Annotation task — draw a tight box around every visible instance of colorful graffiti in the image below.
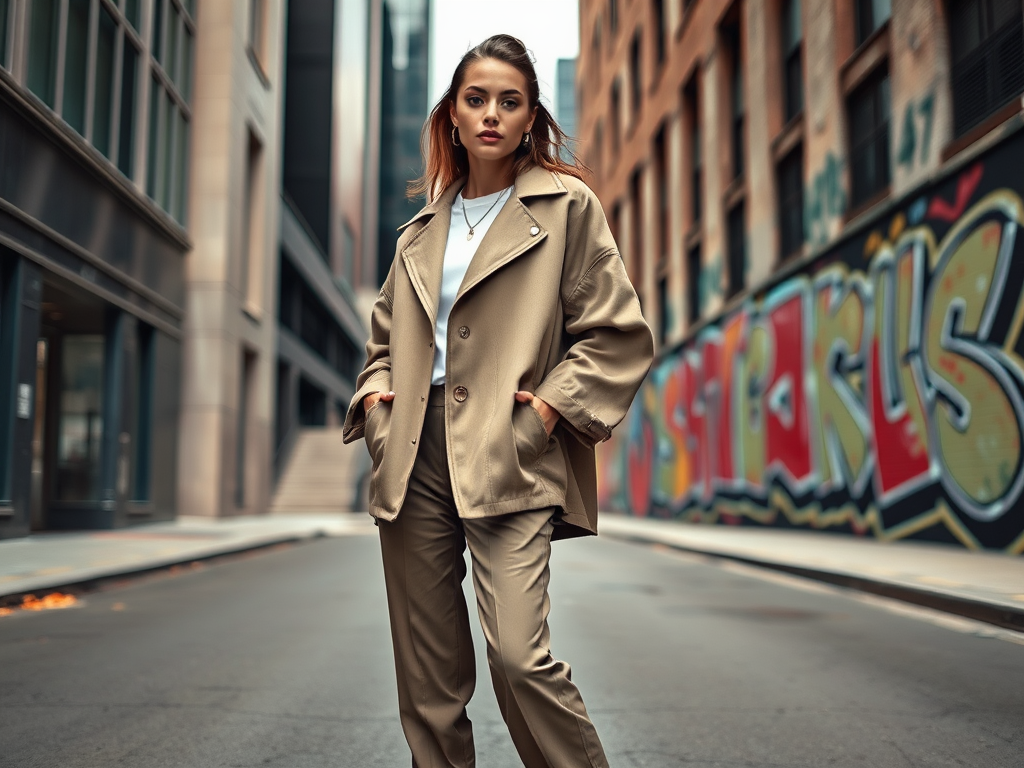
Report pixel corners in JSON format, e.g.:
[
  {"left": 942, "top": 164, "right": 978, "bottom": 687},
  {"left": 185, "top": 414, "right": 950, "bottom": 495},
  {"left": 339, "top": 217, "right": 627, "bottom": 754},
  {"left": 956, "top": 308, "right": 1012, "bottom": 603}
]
[{"left": 600, "top": 138, "right": 1024, "bottom": 553}]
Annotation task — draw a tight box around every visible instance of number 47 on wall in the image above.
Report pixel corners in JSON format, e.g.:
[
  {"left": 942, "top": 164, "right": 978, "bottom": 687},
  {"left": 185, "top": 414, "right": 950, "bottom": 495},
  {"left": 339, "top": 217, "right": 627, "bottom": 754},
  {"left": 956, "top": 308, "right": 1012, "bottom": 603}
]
[{"left": 897, "top": 92, "right": 935, "bottom": 171}]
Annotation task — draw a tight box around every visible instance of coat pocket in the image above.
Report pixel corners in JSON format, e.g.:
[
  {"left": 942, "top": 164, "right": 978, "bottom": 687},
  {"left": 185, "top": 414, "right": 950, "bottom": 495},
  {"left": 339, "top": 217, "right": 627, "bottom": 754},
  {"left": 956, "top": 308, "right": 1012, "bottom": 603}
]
[
  {"left": 364, "top": 402, "right": 391, "bottom": 466},
  {"left": 512, "top": 402, "right": 551, "bottom": 467}
]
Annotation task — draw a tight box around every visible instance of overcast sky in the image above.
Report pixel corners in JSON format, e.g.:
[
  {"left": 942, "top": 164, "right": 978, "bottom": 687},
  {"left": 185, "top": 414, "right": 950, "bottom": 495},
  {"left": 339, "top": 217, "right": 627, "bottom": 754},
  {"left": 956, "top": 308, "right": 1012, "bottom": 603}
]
[{"left": 429, "top": 0, "right": 581, "bottom": 111}]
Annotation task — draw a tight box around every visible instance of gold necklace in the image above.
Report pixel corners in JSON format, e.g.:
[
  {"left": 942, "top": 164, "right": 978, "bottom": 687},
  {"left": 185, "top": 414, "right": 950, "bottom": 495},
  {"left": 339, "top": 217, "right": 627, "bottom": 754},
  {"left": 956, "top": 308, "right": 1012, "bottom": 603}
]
[{"left": 461, "top": 187, "right": 509, "bottom": 241}]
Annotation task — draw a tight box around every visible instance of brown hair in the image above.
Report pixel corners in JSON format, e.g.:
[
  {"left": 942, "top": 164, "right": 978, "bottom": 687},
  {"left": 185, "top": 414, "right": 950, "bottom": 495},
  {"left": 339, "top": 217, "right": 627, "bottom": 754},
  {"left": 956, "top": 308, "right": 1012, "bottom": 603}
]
[{"left": 409, "top": 34, "right": 587, "bottom": 201}]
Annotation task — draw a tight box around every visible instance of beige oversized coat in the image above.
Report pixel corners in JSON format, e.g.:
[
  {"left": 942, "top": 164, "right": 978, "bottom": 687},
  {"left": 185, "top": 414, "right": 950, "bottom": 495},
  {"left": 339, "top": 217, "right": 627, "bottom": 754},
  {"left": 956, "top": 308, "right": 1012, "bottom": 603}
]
[{"left": 342, "top": 165, "right": 654, "bottom": 539}]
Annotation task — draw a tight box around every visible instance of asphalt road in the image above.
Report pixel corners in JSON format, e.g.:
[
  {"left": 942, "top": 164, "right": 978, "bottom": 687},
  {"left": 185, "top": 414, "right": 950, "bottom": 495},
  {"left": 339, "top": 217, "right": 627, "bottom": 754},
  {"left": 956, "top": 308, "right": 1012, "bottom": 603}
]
[{"left": 1, "top": 532, "right": 1022, "bottom": 768}]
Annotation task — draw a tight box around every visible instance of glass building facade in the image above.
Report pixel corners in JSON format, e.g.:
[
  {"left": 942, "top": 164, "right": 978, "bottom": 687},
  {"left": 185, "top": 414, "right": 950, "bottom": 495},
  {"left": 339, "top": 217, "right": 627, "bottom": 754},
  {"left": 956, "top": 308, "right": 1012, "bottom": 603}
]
[{"left": 0, "top": 0, "right": 191, "bottom": 537}]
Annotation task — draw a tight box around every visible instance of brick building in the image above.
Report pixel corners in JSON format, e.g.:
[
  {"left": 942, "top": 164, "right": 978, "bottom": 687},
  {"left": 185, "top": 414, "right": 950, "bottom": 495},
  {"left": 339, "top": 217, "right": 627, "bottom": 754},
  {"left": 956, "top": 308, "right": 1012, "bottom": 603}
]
[
  {"left": 582, "top": 0, "right": 1024, "bottom": 553},
  {"left": 577, "top": 0, "right": 1024, "bottom": 349}
]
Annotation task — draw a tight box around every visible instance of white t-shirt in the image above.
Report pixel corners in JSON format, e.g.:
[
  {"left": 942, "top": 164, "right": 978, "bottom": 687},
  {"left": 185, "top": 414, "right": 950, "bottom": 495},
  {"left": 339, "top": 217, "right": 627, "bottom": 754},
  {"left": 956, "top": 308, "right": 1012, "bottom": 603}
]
[{"left": 431, "top": 185, "right": 513, "bottom": 385}]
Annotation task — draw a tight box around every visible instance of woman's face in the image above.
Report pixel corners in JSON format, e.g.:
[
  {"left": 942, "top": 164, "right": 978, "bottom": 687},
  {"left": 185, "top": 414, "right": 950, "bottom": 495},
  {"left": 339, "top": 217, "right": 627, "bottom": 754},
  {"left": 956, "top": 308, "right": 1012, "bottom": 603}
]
[{"left": 450, "top": 57, "right": 537, "bottom": 163}]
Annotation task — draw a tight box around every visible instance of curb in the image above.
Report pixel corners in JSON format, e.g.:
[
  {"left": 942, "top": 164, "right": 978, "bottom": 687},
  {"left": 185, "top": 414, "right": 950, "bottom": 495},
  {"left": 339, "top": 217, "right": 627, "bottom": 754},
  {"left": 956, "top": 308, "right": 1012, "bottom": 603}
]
[
  {"left": 0, "top": 531, "right": 325, "bottom": 607},
  {"left": 601, "top": 530, "right": 1024, "bottom": 634}
]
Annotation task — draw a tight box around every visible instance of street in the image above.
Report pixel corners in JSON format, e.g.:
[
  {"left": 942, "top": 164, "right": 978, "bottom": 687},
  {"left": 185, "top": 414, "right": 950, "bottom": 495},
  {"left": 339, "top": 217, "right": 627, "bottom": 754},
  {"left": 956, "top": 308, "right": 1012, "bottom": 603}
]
[{"left": 1, "top": 533, "right": 1022, "bottom": 768}]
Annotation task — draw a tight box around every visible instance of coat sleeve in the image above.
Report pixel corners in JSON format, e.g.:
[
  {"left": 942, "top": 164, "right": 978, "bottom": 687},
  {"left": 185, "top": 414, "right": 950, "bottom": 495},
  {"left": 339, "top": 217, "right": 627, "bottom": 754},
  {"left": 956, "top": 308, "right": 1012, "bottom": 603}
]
[
  {"left": 342, "top": 265, "right": 396, "bottom": 444},
  {"left": 534, "top": 186, "right": 654, "bottom": 448}
]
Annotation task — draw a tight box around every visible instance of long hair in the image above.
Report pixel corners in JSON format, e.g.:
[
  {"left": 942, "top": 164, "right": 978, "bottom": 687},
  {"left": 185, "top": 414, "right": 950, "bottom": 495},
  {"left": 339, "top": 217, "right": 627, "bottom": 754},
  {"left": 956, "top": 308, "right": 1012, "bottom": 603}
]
[{"left": 409, "top": 34, "right": 588, "bottom": 201}]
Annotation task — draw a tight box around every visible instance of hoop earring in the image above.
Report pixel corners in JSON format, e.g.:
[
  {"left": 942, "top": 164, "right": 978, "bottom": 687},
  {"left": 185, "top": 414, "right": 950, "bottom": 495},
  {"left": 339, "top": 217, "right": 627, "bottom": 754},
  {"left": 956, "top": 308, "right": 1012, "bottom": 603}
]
[{"left": 452, "top": 126, "right": 461, "bottom": 147}]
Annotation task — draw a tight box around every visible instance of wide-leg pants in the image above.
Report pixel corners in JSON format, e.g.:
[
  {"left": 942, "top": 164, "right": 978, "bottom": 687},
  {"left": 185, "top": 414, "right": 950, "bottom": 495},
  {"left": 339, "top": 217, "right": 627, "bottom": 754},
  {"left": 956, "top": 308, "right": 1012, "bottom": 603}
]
[{"left": 377, "top": 385, "right": 609, "bottom": 768}]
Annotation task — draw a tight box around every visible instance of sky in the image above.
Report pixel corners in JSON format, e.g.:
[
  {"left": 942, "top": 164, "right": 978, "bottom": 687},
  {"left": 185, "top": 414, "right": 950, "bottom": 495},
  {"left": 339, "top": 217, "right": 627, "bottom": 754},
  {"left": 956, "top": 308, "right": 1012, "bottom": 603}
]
[{"left": 429, "top": 0, "right": 581, "bottom": 111}]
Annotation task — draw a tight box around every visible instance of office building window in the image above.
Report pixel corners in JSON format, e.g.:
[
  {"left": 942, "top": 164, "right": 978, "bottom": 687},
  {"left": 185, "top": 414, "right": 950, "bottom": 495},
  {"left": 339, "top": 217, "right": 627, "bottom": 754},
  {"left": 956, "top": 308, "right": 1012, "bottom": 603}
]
[
  {"left": 62, "top": 0, "right": 90, "bottom": 134},
  {"left": 147, "top": 1, "right": 196, "bottom": 223},
  {"left": 27, "top": 0, "right": 60, "bottom": 107},
  {"left": 653, "top": 0, "right": 667, "bottom": 68},
  {"left": 654, "top": 126, "right": 668, "bottom": 266},
  {"left": 685, "top": 78, "right": 701, "bottom": 225},
  {"left": 949, "top": 0, "right": 1023, "bottom": 137},
  {"left": 727, "top": 202, "right": 746, "bottom": 297},
  {"left": 236, "top": 350, "right": 256, "bottom": 508},
  {"left": 848, "top": 67, "right": 891, "bottom": 207},
  {"left": 782, "top": 0, "right": 803, "bottom": 122},
  {"left": 609, "top": 0, "right": 618, "bottom": 36},
  {"left": 22, "top": 0, "right": 194, "bottom": 218},
  {"left": 594, "top": 120, "right": 604, "bottom": 181},
  {"left": 0, "top": 0, "right": 10, "bottom": 69},
  {"left": 777, "top": 145, "right": 804, "bottom": 260},
  {"left": 242, "top": 130, "right": 265, "bottom": 309},
  {"left": 687, "top": 244, "right": 702, "bottom": 324},
  {"left": 0, "top": 258, "right": 15, "bottom": 501},
  {"left": 630, "top": 31, "right": 643, "bottom": 115},
  {"left": 592, "top": 15, "right": 602, "bottom": 54},
  {"left": 855, "top": 0, "right": 891, "bottom": 46}
]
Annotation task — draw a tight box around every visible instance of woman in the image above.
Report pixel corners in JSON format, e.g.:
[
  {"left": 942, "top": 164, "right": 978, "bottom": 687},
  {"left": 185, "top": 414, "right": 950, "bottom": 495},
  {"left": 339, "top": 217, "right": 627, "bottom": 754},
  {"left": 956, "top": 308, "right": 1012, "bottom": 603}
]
[{"left": 343, "top": 34, "right": 653, "bottom": 768}]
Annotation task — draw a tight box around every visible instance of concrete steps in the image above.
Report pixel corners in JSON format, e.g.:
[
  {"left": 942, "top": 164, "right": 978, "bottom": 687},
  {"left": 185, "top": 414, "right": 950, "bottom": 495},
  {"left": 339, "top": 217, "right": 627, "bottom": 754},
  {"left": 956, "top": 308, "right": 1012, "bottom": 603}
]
[{"left": 271, "top": 428, "right": 369, "bottom": 514}]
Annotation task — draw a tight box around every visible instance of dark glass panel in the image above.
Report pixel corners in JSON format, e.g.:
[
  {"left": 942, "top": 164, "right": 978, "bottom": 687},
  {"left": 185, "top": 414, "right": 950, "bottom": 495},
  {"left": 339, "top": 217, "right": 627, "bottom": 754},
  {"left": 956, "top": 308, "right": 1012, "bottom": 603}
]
[
  {"left": 27, "top": 0, "right": 60, "bottom": 106},
  {"left": 62, "top": 0, "right": 91, "bottom": 134},
  {"left": 118, "top": 42, "right": 138, "bottom": 176},
  {"left": 93, "top": 7, "right": 117, "bottom": 157}
]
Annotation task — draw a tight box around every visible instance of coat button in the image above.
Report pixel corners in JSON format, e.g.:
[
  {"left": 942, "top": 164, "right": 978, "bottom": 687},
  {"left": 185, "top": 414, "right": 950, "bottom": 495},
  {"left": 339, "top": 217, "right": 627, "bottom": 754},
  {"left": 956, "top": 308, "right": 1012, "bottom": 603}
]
[
  {"left": 453, "top": 386, "right": 468, "bottom": 402},
  {"left": 529, "top": 226, "right": 540, "bottom": 236},
  {"left": 458, "top": 326, "right": 470, "bottom": 339}
]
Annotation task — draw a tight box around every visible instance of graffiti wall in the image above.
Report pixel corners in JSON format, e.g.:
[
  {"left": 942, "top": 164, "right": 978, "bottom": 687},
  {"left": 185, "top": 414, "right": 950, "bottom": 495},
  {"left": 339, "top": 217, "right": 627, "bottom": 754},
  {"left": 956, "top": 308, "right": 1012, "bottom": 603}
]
[{"left": 600, "top": 132, "right": 1024, "bottom": 553}]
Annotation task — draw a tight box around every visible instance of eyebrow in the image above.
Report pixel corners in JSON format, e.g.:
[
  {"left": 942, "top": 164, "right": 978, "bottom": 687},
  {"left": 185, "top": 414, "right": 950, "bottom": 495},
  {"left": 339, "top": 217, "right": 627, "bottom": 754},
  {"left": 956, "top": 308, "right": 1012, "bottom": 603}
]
[{"left": 464, "top": 85, "right": 524, "bottom": 97}]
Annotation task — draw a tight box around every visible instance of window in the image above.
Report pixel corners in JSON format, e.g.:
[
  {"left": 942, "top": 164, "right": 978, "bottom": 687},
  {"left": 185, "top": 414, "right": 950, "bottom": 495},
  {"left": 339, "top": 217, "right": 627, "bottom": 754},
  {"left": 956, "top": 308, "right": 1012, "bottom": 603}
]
[
  {"left": 630, "top": 167, "right": 643, "bottom": 276},
  {"left": 594, "top": 120, "right": 604, "bottom": 181},
  {"left": 777, "top": 145, "right": 804, "bottom": 260},
  {"left": 727, "top": 23, "right": 745, "bottom": 179},
  {"left": 27, "top": 0, "right": 60, "bottom": 106},
  {"left": 610, "top": 79, "right": 622, "bottom": 152},
  {"left": 22, "top": 0, "right": 194, "bottom": 218},
  {"left": 855, "top": 0, "right": 891, "bottom": 46},
  {"left": 0, "top": 0, "right": 10, "bottom": 69},
  {"left": 146, "top": 1, "right": 196, "bottom": 223},
  {"left": 685, "top": 78, "right": 702, "bottom": 225},
  {"left": 653, "top": 0, "right": 667, "bottom": 68},
  {"left": 242, "top": 130, "right": 265, "bottom": 309},
  {"left": 609, "top": 0, "right": 618, "bottom": 36},
  {"left": 687, "top": 244, "right": 701, "bottom": 324},
  {"left": 727, "top": 202, "right": 746, "bottom": 297},
  {"left": 592, "top": 14, "right": 602, "bottom": 54},
  {"left": 654, "top": 126, "right": 669, "bottom": 266},
  {"left": 630, "top": 31, "right": 643, "bottom": 115},
  {"left": 848, "top": 67, "right": 891, "bottom": 207},
  {"left": 782, "top": 0, "right": 803, "bottom": 122},
  {"left": 949, "top": 0, "right": 1024, "bottom": 137},
  {"left": 657, "top": 274, "right": 670, "bottom": 346}
]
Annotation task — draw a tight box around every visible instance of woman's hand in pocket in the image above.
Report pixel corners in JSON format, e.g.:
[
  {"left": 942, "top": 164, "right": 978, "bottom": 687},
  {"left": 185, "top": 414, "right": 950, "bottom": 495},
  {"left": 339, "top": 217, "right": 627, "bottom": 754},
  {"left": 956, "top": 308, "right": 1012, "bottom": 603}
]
[
  {"left": 363, "top": 390, "right": 395, "bottom": 414},
  {"left": 514, "top": 391, "right": 560, "bottom": 436}
]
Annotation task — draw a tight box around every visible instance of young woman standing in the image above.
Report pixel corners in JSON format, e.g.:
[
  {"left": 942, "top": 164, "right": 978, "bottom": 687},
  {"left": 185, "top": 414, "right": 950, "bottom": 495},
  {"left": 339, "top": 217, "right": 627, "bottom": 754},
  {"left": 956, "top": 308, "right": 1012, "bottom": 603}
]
[{"left": 343, "top": 35, "right": 654, "bottom": 768}]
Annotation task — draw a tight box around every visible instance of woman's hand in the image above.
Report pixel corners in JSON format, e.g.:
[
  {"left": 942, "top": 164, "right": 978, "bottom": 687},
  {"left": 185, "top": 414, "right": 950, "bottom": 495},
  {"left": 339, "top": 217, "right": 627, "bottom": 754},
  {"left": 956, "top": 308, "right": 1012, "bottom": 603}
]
[
  {"left": 515, "top": 391, "right": 560, "bottom": 436},
  {"left": 363, "top": 390, "right": 395, "bottom": 414}
]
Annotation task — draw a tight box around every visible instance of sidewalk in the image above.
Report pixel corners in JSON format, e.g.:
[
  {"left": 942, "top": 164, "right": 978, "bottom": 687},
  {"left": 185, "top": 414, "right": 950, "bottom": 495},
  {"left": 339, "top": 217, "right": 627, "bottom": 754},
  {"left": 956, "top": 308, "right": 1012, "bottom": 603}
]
[
  {"left": 0, "top": 514, "right": 376, "bottom": 603},
  {"left": 599, "top": 514, "right": 1024, "bottom": 632}
]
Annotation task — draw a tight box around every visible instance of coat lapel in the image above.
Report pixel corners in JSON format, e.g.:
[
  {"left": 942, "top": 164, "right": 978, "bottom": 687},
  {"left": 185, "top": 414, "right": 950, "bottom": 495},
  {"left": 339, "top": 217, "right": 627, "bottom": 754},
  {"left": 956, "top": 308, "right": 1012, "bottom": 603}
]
[
  {"left": 398, "top": 166, "right": 569, "bottom": 323},
  {"left": 399, "top": 181, "right": 461, "bottom": 326},
  {"left": 457, "top": 167, "right": 567, "bottom": 302}
]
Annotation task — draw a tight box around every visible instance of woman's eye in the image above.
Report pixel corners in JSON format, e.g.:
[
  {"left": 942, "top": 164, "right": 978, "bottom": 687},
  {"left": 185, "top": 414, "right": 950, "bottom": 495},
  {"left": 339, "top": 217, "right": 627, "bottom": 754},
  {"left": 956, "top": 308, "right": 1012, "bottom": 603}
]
[
  {"left": 467, "top": 96, "right": 483, "bottom": 106},
  {"left": 502, "top": 100, "right": 519, "bottom": 110}
]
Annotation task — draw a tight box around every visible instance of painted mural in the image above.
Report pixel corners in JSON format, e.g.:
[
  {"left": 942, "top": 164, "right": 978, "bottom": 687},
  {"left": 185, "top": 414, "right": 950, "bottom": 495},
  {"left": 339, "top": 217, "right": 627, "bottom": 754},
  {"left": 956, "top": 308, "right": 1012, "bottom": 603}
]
[{"left": 600, "top": 133, "right": 1024, "bottom": 553}]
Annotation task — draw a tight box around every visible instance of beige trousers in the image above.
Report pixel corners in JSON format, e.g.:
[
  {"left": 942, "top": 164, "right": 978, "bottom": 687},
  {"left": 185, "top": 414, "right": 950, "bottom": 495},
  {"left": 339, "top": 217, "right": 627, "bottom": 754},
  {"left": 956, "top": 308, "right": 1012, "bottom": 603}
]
[{"left": 377, "top": 386, "right": 609, "bottom": 768}]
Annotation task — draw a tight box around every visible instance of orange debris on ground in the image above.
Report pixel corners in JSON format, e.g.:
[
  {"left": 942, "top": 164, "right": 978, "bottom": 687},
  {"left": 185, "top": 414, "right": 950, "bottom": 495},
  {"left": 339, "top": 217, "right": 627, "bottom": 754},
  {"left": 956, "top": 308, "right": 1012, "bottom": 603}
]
[{"left": 20, "top": 593, "right": 78, "bottom": 611}]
